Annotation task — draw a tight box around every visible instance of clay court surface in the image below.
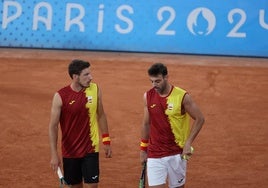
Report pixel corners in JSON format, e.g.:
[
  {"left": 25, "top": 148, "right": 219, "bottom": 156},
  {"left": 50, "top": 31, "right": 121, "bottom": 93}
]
[{"left": 0, "top": 48, "right": 267, "bottom": 188}]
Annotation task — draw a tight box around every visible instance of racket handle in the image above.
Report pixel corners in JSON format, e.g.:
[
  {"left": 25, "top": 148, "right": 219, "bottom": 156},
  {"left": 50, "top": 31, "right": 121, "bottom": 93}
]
[{"left": 57, "top": 167, "right": 64, "bottom": 179}]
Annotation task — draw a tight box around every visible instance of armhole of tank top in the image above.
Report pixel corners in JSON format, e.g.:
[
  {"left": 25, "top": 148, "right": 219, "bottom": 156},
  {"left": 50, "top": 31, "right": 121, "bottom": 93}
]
[{"left": 181, "top": 92, "right": 188, "bottom": 115}]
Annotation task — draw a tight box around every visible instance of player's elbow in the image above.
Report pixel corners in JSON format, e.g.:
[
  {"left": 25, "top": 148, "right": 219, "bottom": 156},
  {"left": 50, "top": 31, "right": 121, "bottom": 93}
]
[{"left": 198, "top": 115, "right": 205, "bottom": 127}]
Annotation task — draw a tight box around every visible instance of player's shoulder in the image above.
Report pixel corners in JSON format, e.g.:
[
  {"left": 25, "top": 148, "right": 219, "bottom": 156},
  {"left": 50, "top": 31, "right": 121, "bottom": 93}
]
[
  {"left": 58, "top": 85, "right": 71, "bottom": 92},
  {"left": 173, "top": 86, "right": 187, "bottom": 93}
]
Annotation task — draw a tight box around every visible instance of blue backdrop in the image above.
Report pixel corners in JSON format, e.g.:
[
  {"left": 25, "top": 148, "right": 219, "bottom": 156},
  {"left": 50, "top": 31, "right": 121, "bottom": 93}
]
[{"left": 0, "top": 0, "right": 267, "bottom": 57}]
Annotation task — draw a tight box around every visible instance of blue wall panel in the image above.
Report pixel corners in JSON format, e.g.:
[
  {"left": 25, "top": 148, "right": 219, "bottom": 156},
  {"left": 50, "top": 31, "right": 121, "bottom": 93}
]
[{"left": 0, "top": 0, "right": 267, "bottom": 57}]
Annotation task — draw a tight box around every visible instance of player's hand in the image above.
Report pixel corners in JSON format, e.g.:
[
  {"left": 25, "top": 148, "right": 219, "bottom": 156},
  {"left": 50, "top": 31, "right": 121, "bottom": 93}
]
[
  {"left": 182, "top": 144, "right": 194, "bottom": 160},
  {"left": 103, "top": 144, "right": 112, "bottom": 158},
  {"left": 140, "top": 150, "right": 147, "bottom": 164},
  {"left": 50, "top": 154, "right": 60, "bottom": 173}
]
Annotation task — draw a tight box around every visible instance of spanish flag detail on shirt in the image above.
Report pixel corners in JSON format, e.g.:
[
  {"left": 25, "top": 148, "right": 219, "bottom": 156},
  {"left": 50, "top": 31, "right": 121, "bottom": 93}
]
[{"left": 146, "top": 86, "right": 190, "bottom": 158}]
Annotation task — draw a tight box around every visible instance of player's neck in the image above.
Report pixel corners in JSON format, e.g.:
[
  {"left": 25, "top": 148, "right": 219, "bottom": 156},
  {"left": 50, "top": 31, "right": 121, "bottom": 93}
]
[
  {"left": 159, "top": 84, "right": 172, "bottom": 97},
  {"left": 70, "top": 83, "right": 84, "bottom": 92}
]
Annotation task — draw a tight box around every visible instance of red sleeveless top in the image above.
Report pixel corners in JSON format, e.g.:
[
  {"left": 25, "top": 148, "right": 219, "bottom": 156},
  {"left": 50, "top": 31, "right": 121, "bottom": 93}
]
[
  {"left": 146, "top": 86, "right": 188, "bottom": 158},
  {"left": 58, "top": 85, "right": 95, "bottom": 158}
]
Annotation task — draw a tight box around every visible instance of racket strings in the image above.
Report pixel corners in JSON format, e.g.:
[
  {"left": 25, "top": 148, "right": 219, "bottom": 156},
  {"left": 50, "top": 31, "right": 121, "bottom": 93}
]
[{"left": 139, "top": 162, "right": 146, "bottom": 188}]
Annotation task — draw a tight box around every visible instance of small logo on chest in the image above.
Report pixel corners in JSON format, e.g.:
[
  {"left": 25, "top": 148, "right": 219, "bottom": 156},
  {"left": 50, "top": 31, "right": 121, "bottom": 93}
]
[
  {"left": 150, "top": 104, "right": 156, "bottom": 108},
  {"left": 87, "top": 96, "right": 93, "bottom": 103},
  {"left": 69, "top": 100, "right": 75, "bottom": 105},
  {"left": 167, "top": 103, "right": 174, "bottom": 110}
]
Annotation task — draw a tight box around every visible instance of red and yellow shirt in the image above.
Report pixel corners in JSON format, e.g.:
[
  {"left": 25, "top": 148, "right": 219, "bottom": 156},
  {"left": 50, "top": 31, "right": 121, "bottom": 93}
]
[
  {"left": 146, "top": 86, "right": 190, "bottom": 158},
  {"left": 58, "top": 83, "right": 99, "bottom": 158}
]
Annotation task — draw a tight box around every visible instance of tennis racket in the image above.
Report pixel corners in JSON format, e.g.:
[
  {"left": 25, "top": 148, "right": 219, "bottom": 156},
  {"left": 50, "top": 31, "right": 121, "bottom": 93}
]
[
  {"left": 139, "top": 162, "right": 146, "bottom": 188},
  {"left": 57, "top": 167, "right": 69, "bottom": 188}
]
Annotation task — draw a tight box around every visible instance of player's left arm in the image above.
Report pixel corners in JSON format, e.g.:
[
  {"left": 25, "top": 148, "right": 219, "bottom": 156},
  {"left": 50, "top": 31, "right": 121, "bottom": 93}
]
[
  {"left": 140, "top": 92, "right": 150, "bottom": 164},
  {"left": 49, "top": 93, "right": 62, "bottom": 172},
  {"left": 182, "top": 93, "right": 205, "bottom": 156},
  {"left": 97, "top": 87, "right": 112, "bottom": 158}
]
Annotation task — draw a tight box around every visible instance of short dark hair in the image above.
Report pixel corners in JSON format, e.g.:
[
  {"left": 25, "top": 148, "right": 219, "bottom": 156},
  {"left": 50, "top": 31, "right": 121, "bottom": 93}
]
[
  {"left": 68, "top": 59, "right": 90, "bottom": 78},
  {"left": 148, "top": 62, "right": 168, "bottom": 76}
]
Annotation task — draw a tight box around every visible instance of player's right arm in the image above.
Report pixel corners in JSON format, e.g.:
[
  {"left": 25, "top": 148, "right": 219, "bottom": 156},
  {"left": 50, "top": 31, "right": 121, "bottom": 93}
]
[
  {"left": 140, "top": 92, "right": 150, "bottom": 164},
  {"left": 48, "top": 92, "right": 62, "bottom": 172}
]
